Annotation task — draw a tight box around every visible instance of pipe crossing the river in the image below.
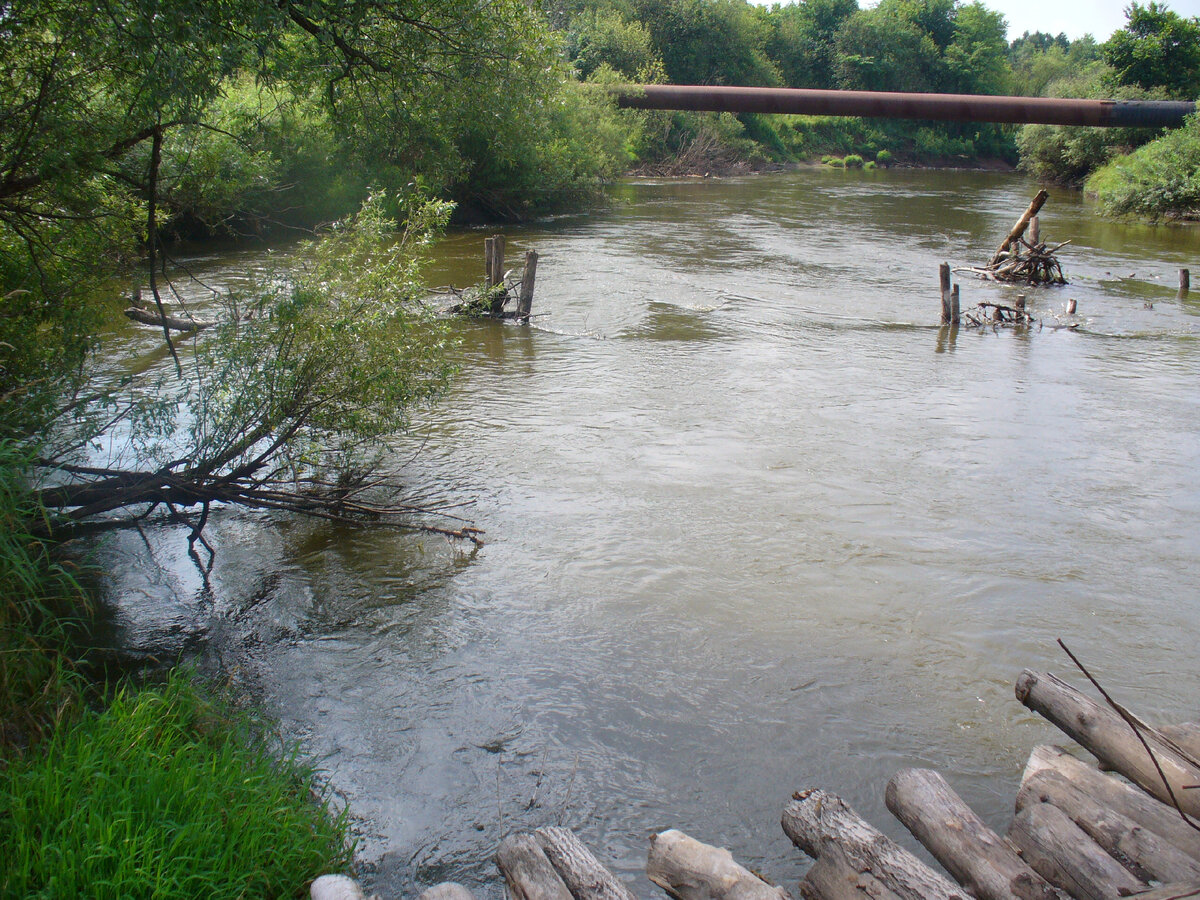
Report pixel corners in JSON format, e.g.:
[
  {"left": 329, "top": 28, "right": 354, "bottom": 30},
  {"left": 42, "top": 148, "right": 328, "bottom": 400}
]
[{"left": 613, "top": 84, "right": 1196, "bottom": 129}]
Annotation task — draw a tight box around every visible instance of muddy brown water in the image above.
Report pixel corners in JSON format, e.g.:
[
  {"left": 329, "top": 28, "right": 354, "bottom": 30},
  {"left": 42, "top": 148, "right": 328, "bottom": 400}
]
[{"left": 95, "top": 169, "right": 1200, "bottom": 898}]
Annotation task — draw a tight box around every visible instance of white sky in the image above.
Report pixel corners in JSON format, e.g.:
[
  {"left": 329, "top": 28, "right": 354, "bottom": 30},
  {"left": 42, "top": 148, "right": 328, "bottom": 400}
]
[
  {"left": 749, "top": 0, "right": 1200, "bottom": 42},
  {"left": 985, "top": 0, "right": 1200, "bottom": 42}
]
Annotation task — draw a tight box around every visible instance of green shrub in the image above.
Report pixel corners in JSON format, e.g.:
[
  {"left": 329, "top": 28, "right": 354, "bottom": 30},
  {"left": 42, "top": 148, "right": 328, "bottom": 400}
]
[
  {"left": 875, "top": 149, "right": 892, "bottom": 165},
  {"left": 864, "top": 160, "right": 877, "bottom": 170},
  {"left": 826, "top": 156, "right": 845, "bottom": 167},
  {"left": 843, "top": 154, "right": 864, "bottom": 168},
  {"left": 820, "top": 154, "right": 834, "bottom": 164},
  {"left": 1085, "top": 114, "right": 1200, "bottom": 220},
  {"left": 1, "top": 672, "right": 353, "bottom": 898}
]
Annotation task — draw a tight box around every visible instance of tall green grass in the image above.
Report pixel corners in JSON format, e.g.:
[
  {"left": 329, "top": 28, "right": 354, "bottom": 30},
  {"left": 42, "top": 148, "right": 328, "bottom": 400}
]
[
  {"left": 0, "top": 440, "right": 90, "bottom": 750},
  {"left": 1, "top": 671, "right": 353, "bottom": 898}
]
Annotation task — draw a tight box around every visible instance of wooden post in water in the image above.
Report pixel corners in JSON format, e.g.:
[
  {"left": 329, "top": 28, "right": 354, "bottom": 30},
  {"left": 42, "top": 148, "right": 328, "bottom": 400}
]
[
  {"left": 488, "top": 235, "right": 507, "bottom": 316},
  {"left": 484, "top": 237, "right": 496, "bottom": 289},
  {"left": 1028, "top": 216, "right": 1040, "bottom": 247},
  {"left": 940, "top": 263, "right": 952, "bottom": 324},
  {"left": 1180, "top": 268, "right": 1190, "bottom": 296},
  {"left": 950, "top": 284, "right": 960, "bottom": 325},
  {"left": 517, "top": 250, "right": 538, "bottom": 320}
]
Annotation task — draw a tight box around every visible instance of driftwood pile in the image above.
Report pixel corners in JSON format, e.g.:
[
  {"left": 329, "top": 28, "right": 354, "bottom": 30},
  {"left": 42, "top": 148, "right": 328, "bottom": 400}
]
[
  {"left": 490, "top": 666, "right": 1200, "bottom": 900},
  {"left": 959, "top": 190, "right": 1069, "bottom": 286}
]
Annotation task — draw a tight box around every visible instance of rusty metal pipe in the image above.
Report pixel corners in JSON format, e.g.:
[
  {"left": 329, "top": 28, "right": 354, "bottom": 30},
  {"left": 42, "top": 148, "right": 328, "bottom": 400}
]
[{"left": 613, "top": 84, "right": 1196, "bottom": 129}]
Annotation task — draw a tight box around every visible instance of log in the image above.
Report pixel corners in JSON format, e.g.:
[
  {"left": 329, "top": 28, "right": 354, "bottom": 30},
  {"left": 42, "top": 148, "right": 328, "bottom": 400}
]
[
  {"left": 124, "top": 306, "right": 212, "bottom": 333},
  {"left": 1007, "top": 801, "right": 1143, "bottom": 900},
  {"left": 1015, "top": 670, "right": 1200, "bottom": 818},
  {"left": 781, "top": 789, "right": 968, "bottom": 900},
  {"left": 885, "top": 768, "right": 1062, "bottom": 900},
  {"left": 1160, "top": 724, "right": 1200, "bottom": 763},
  {"left": 647, "top": 829, "right": 790, "bottom": 900},
  {"left": 1114, "top": 883, "right": 1200, "bottom": 899},
  {"left": 990, "top": 191, "right": 1049, "bottom": 266},
  {"left": 497, "top": 833, "right": 575, "bottom": 900},
  {"left": 518, "top": 250, "right": 538, "bottom": 319},
  {"left": 420, "top": 884, "right": 477, "bottom": 900},
  {"left": 800, "top": 842, "right": 903, "bottom": 900},
  {"left": 1017, "top": 770, "right": 1200, "bottom": 884},
  {"left": 534, "top": 826, "right": 638, "bottom": 900},
  {"left": 1022, "top": 746, "right": 1200, "bottom": 862},
  {"left": 310, "top": 874, "right": 370, "bottom": 900}
]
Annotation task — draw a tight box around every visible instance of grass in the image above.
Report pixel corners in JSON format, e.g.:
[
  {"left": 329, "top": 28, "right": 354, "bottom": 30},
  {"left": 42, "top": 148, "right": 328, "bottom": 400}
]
[
  {"left": 0, "top": 440, "right": 90, "bottom": 751},
  {"left": 0, "top": 442, "right": 354, "bottom": 899},
  {"left": 1, "top": 671, "right": 354, "bottom": 899}
]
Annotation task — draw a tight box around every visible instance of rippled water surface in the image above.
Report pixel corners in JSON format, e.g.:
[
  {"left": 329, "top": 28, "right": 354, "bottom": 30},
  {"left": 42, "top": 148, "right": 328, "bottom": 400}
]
[{"left": 99, "top": 170, "right": 1200, "bottom": 897}]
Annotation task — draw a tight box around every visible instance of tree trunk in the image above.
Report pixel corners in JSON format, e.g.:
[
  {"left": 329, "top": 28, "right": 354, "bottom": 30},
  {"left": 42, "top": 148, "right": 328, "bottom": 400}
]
[
  {"left": 1015, "top": 670, "right": 1200, "bottom": 819},
  {"left": 534, "top": 826, "right": 638, "bottom": 900},
  {"left": 800, "top": 842, "right": 903, "bottom": 900},
  {"left": 781, "top": 789, "right": 967, "bottom": 900},
  {"left": 647, "top": 829, "right": 790, "bottom": 900},
  {"left": 497, "top": 833, "right": 575, "bottom": 900},
  {"left": 1007, "top": 802, "right": 1143, "bottom": 900},
  {"left": 885, "top": 768, "right": 1063, "bottom": 900},
  {"left": 1022, "top": 745, "right": 1200, "bottom": 862},
  {"left": 1017, "top": 770, "right": 1200, "bottom": 884}
]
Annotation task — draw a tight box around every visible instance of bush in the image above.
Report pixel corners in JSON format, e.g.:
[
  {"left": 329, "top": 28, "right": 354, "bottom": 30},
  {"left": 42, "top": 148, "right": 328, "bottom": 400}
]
[
  {"left": 826, "top": 156, "right": 846, "bottom": 167},
  {"left": 864, "top": 160, "right": 877, "bottom": 170},
  {"left": 875, "top": 149, "right": 892, "bottom": 165},
  {"left": 843, "top": 154, "right": 864, "bottom": 168},
  {"left": 1086, "top": 115, "right": 1200, "bottom": 220},
  {"left": 0, "top": 672, "right": 353, "bottom": 898}
]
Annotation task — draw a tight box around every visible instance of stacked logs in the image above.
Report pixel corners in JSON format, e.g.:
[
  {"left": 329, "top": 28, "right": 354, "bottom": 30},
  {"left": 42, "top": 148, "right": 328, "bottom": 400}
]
[
  {"left": 494, "top": 668, "right": 1200, "bottom": 900},
  {"left": 785, "top": 669, "right": 1200, "bottom": 900}
]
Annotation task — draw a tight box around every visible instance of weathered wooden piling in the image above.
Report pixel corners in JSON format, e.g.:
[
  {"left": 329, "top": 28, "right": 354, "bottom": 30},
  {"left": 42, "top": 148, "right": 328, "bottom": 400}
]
[
  {"left": 1180, "top": 268, "right": 1190, "bottom": 296},
  {"left": 940, "top": 263, "right": 952, "bottom": 324},
  {"left": 950, "top": 284, "right": 960, "bottom": 324},
  {"left": 518, "top": 250, "right": 538, "bottom": 320}
]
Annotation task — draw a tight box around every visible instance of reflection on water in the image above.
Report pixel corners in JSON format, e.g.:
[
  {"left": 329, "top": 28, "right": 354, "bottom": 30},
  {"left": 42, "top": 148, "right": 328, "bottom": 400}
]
[{"left": 98, "top": 170, "right": 1200, "bottom": 898}]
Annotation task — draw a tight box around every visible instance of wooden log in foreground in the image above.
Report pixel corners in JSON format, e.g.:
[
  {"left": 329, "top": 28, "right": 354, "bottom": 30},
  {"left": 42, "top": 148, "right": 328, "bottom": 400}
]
[
  {"left": 1008, "top": 801, "right": 1143, "bottom": 900},
  {"left": 1015, "top": 670, "right": 1200, "bottom": 819},
  {"left": 419, "top": 884, "right": 477, "bottom": 900},
  {"left": 124, "top": 306, "right": 212, "bottom": 333},
  {"left": 781, "top": 789, "right": 968, "bottom": 900},
  {"left": 1016, "top": 770, "right": 1200, "bottom": 884},
  {"left": 497, "top": 833, "right": 574, "bottom": 900},
  {"left": 800, "top": 842, "right": 902, "bottom": 900},
  {"left": 1021, "top": 746, "right": 1200, "bottom": 863},
  {"left": 647, "top": 829, "right": 790, "bottom": 900},
  {"left": 885, "top": 768, "right": 1062, "bottom": 900},
  {"left": 1159, "top": 723, "right": 1200, "bottom": 763},
  {"left": 990, "top": 190, "right": 1049, "bottom": 266},
  {"left": 535, "top": 826, "right": 638, "bottom": 900},
  {"left": 1115, "top": 883, "right": 1200, "bottom": 899}
]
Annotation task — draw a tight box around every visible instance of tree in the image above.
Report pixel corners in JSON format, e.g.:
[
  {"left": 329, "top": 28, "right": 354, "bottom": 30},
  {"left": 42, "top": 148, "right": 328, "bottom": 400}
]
[
  {"left": 765, "top": 0, "right": 858, "bottom": 89},
  {"left": 1103, "top": 2, "right": 1200, "bottom": 98}
]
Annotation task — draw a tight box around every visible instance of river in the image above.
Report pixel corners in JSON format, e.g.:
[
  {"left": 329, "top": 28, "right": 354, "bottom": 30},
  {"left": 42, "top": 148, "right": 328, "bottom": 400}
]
[{"left": 95, "top": 169, "right": 1200, "bottom": 898}]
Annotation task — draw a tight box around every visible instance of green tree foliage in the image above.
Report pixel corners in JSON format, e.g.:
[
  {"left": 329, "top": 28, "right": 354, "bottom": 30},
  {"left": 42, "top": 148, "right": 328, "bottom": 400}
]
[
  {"left": 1102, "top": 2, "right": 1200, "bottom": 98},
  {"left": 765, "top": 0, "right": 858, "bottom": 89},
  {"left": 632, "top": 0, "right": 782, "bottom": 86}
]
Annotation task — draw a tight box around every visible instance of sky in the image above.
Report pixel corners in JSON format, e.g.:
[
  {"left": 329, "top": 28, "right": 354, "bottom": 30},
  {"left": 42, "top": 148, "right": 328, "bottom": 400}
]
[{"left": 984, "top": 0, "right": 1200, "bottom": 42}]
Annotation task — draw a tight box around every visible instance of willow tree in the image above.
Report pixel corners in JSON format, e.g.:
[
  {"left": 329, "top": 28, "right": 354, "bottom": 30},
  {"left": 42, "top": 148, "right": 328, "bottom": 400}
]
[{"left": 1, "top": 0, "right": 623, "bottom": 544}]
